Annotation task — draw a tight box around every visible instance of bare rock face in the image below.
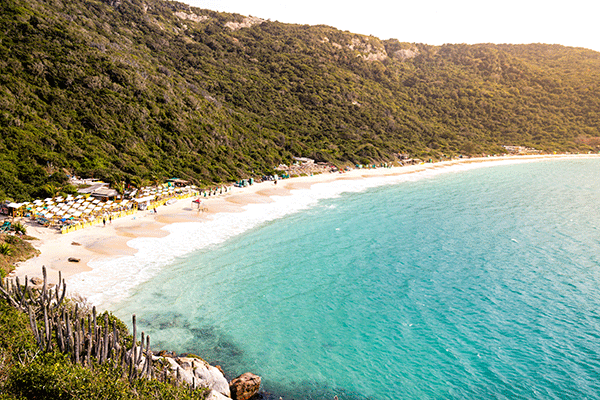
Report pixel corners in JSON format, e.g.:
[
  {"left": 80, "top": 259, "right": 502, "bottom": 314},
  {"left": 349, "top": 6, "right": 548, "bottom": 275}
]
[
  {"left": 206, "top": 389, "right": 231, "bottom": 400},
  {"left": 153, "top": 355, "right": 230, "bottom": 397},
  {"left": 229, "top": 372, "right": 261, "bottom": 400}
]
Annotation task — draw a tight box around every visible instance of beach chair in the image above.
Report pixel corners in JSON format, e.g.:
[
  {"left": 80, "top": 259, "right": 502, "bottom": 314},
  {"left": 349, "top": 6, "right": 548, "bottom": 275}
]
[
  {"left": 36, "top": 217, "right": 50, "bottom": 227},
  {"left": 0, "top": 221, "right": 11, "bottom": 233}
]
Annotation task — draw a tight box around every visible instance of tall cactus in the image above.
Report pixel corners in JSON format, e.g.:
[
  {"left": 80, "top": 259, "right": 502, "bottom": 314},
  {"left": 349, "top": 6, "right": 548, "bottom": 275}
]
[{"left": 3, "top": 267, "right": 193, "bottom": 392}]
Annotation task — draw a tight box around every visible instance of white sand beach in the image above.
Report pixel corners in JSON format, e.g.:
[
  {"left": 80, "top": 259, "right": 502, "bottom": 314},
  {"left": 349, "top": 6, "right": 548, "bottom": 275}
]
[{"left": 10, "top": 154, "right": 597, "bottom": 298}]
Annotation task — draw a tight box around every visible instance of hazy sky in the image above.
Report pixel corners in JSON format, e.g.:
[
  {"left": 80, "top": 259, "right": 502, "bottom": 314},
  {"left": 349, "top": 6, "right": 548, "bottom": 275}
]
[{"left": 182, "top": 0, "right": 600, "bottom": 52}]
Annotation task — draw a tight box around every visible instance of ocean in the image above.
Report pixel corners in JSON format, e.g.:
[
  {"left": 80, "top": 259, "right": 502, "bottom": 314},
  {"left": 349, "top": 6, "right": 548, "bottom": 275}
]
[{"left": 76, "top": 157, "right": 600, "bottom": 399}]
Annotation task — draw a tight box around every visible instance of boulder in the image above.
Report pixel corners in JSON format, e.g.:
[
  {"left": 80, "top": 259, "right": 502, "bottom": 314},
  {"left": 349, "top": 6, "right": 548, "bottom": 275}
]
[
  {"left": 229, "top": 372, "right": 261, "bottom": 400},
  {"left": 206, "top": 389, "right": 231, "bottom": 400},
  {"left": 186, "top": 357, "right": 230, "bottom": 397},
  {"left": 30, "top": 276, "right": 43, "bottom": 285},
  {"left": 68, "top": 257, "right": 80, "bottom": 262},
  {"left": 152, "top": 356, "right": 230, "bottom": 397}
]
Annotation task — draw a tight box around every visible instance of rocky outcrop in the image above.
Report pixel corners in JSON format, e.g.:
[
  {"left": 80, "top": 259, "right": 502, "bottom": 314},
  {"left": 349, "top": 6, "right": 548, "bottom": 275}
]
[
  {"left": 322, "top": 35, "right": 388, "bottom": 62},
  {"left": 229, "top": 372, "right": 261, "bottom": 400},
  {"left": 174, "top": 11, "right": 208, "bottom": 23},
  {"left": 393, "top": 48, "right": 419, "bottom": 61},
  {"left": 154, "top": 355, "right": 231, "bottom": 397},
  {"left": 206, "top": 390, "right": 232, "bottom": 400},
  {"left": 225, "top": 17, "right": 265, "bottom": 31},
  {"left": 152, "top": 355, "right": 262, "bottom": 399}
]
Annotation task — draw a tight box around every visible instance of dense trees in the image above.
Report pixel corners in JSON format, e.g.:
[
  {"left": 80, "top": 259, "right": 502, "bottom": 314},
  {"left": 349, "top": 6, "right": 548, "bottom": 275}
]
[{"left": 1, "top": 0, "right": 599, "bottom": 201}]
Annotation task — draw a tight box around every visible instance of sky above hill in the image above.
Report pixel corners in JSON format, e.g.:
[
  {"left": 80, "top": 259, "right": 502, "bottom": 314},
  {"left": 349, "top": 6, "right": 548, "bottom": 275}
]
[{"left": 183, "top": 0, "right": 600, "bottom": 52}]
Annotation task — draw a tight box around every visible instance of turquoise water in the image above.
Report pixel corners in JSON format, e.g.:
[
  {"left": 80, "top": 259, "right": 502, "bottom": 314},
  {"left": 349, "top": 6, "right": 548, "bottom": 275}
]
[{"left": 112, "top": 158, "right": 600, "bottom": 399}]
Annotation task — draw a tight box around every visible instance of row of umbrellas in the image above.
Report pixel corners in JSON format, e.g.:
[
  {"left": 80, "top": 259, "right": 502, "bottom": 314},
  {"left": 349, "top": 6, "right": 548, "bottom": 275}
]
[
  {"left": 31, "top": 198, "right": 132, "bottom": 221},
  {"left": 139, "top": 186, "right": 177, "bottom": 198},
  {"left": 7, "top": 185, "right": 198, "bottom": 223}
]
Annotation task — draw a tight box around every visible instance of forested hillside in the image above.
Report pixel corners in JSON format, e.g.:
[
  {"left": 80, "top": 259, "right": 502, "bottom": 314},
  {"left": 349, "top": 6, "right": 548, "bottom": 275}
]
[{"left": 1, "top": 0, "right": 600, "bottom": 200}]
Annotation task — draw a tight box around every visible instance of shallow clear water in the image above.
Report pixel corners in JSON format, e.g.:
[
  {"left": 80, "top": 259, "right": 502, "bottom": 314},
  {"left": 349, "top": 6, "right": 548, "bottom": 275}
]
[{"left": 111, "top": 158, "right": 600, "bottom": 399}]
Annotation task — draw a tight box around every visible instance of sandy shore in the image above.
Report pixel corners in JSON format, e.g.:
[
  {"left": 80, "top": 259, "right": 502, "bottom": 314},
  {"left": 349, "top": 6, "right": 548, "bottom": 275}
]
[{"left": 10, "top": 154, "right": 597, "bottom": 287}]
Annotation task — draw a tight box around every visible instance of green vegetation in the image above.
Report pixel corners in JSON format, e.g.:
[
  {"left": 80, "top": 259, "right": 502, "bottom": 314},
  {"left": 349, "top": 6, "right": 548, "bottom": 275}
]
[
  {"left": 0, "top": 234, "right": 38, "bottom": 277},
  {"left": 11, "top": 222, "right": 26, "bottom": 235},
  {"left": 1, "top": 0, "right": 600, "bottom": 201},
  {"left": 0, "top": 281, "right": 208, "bottom": 399}
]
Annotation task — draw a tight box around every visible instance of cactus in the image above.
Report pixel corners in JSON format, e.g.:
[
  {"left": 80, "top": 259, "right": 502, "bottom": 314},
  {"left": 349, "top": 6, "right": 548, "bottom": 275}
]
[{"left": 3, "top": 267, "right": 204, "bottom": 393}]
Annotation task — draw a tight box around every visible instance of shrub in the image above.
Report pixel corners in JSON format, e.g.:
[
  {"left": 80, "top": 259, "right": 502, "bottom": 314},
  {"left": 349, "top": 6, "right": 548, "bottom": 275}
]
[
  {"left": 0, "top": 243, "right": 12, "bottom": 256},
  {"left": 11, "top": 222, "right": 26, "bottom": 235},
  {"left": 4, "top": 235, "right": 18, "bottom": 245}
]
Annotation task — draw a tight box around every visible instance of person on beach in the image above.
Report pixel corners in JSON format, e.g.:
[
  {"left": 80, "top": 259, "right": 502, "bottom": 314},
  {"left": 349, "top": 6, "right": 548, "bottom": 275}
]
[
  {"left": 109, "top": 215, "right": 112, "bottom": 224},
  {"left": 103, "top": 217, "right": 106, "bottom": 226}
]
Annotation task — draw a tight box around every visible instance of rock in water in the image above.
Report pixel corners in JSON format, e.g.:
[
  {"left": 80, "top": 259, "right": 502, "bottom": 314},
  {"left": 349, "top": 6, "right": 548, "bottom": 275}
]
[
  {"left": 152, "top": 355, "right": 231, "bottom": 397},
  {"left": 206, "top": 390, "right": 231, "bottom": 400},
  {"left": 30, "top": 276, "right": 43, "bottom": 285},
  {"left": 68, "top": 257, "right": 80, "bottom": 262},
  {"left": 230, "top": 372, "right": 261, "bottom": 400}
]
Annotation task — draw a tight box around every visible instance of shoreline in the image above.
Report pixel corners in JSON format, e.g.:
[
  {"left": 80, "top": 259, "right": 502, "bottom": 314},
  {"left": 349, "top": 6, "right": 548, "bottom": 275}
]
[{"left": 11, "top": 154, "right": 599, "bottom": 302}]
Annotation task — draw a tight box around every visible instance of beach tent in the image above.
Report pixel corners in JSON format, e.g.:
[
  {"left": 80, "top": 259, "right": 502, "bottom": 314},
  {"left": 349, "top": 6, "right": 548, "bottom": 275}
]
[{"left": 7, "top": 202, "right": 25, "bottom": 217}]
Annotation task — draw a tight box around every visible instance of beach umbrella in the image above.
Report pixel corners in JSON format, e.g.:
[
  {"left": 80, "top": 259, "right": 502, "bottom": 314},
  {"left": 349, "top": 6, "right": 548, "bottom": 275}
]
[
  {"left": 82, "top": 209, "right": 92, "bottom": 214},
  {"left": 44, "top": 198, "right": 52, "bottom": 202},
  {"left": 106, "top": 200, "right": 113, "bottom": 205},
  {"left": 76, "top": 195, "right": 84, "bottom": 199},
  {"left": 72, "top": 211, "right": 82, "bottom": 217},
  {"left": 94, "top": 206, "right": 102, "bottom": 211},
  {"left": 56, "top": 210, "right": 65, "bottom": 216},
  {"left": 55, "top": 196, "right": 64, "bottom": 202},
  {"left": 66, "top": 195, "right": 74, "bottom": 201},
  {"left": 92, "top": 199, "right": 100, "bottom": 204}
]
